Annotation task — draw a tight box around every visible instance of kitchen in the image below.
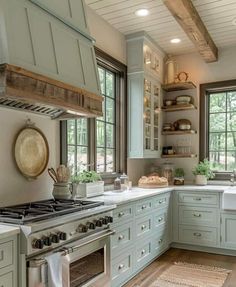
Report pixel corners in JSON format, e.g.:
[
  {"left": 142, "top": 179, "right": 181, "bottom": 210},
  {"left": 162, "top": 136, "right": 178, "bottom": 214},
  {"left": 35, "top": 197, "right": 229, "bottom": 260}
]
[{"left": 0, "top": 0, "right": 236, "bottom": 286}]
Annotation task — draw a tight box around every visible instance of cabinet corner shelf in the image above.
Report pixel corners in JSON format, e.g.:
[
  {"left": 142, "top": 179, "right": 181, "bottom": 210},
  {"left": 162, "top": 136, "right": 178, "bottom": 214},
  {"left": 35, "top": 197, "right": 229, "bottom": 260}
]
[
  {"left": 162, "top": 82, "right": 196, "bottom": 92},
  {"left": 162, "top": 130, "right": 197, "bottom": 135},
  {"left": 162, "top": 104, "right": 197, "bottom": 112},
  {"left": 161, "top": 154, "right": 197, "bottom": 159}
]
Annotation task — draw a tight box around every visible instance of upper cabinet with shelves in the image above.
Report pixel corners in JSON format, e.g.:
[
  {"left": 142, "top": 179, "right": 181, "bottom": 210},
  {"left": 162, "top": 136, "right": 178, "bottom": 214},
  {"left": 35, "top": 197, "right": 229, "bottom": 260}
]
[
  {"left": 126, "top": 31, "right": 164, "bottom": 83},
  {"left": 126, "top": 32, "right": 164, "bottom": 158}
]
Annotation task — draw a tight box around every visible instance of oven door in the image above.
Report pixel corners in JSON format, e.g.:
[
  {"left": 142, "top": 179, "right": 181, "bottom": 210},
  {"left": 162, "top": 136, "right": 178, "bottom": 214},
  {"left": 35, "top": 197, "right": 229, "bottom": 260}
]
[
  {"left": 27, "top": 229, "right": 114, "bottom": 287},
  {"left": 62, "top": 233, "right": 111, "bottom": 287}
]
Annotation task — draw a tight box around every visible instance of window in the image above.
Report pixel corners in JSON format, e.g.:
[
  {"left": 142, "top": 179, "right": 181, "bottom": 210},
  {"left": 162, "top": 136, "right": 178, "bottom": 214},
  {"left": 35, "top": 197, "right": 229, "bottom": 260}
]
[
  {"left": 200, "top": 80, "right": 236, "bottom": 179},
  {"left": 60, "top": 48, "right": 127, "bottom": 178}
]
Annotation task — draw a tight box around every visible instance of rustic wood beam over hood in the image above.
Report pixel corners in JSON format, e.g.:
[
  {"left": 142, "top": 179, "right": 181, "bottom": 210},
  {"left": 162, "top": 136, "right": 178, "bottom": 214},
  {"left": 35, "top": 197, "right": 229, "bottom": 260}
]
[
  {"left": 163, "top": 0, "right": 218, "bottom": 63},
  {"left": 0, "top": 64, "right": 103, "bottom": 119}
]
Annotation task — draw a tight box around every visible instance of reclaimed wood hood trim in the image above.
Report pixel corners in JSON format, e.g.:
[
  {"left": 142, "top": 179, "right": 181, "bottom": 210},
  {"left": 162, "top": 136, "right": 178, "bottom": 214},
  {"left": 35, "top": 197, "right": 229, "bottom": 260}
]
[{"left": 0, "top": 64, "right": 103, "bottom": 119}]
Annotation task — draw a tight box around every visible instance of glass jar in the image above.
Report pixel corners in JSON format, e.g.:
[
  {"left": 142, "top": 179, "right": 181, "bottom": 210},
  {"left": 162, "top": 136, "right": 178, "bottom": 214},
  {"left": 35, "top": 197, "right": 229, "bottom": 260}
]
[
  {"left": 161, "top": 162, "right": 174, "bottom": 184},
  {"left": 120, "top": 173, "right": 129, "bottom": 190}
]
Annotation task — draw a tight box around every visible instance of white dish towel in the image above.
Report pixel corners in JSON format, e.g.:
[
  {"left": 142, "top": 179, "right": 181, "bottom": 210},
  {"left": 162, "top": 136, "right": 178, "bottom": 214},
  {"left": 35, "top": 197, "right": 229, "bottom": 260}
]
[{"left": 45, "top": 253, "right": 63, "bottom": 287}]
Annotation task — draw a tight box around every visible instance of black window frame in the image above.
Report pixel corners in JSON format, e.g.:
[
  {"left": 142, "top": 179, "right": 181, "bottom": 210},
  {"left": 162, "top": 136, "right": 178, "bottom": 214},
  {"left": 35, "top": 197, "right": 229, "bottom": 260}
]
[
  {"left": 200, "top": 79, "right": 236, "bottom": 180},
  {"left": 60, "top": 47, "right": 127, "bottom": 183}
]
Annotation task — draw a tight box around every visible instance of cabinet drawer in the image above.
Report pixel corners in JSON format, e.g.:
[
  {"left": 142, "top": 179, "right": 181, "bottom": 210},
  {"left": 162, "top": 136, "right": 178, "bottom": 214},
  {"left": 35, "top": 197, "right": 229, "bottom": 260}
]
[
  {"left": 178, "top": 192, "right": 219, "bottom": 206},
  {"left": 0, "top": 271, "right": 13, "bottom": 287},
  {"left": 0, "top": 241, "right": 13, "bottom": 269},
  {"left": 113, "top": 204, "right": 134, "bottom": 224},
  {"left": 112, "top": 222, "right": 133, "bottom": 253},
  {"left": 153, "top": 209, "right": 168, "bottom": 230},
  {"left": 153, "top": 193, "right": 170, "bottom": 209},
  {"left": 111, "top": 249, "right": 133, "bottom": 287},
  {"left": 179, "top": 225, "right": 218, "bottom": 247},
  {"left": 135, "top": 199, "right": 152, "bottom": 216},
  {"left": 179, "top": 206, "right": 217, "bottom": 227},
  {"left": 135, "top": 239, "right": 152, "bottom": 270},
  {"left": 135, "top": 215, "right": 152, "bottom": 239},
  {"left": 153, "top": 231, "right": 167, "bottom": 256}
]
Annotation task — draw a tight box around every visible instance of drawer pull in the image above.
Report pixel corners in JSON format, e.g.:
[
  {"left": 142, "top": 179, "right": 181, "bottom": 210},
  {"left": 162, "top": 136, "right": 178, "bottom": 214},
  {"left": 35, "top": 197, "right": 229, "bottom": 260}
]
[
  {"left": 0, "top": 250, "right": 4, "bottom": 261},
  {"left": 193, "top": 213, "right": 202, "bottom": 217},
  {"left": 142, "top": 205, "right": 147, "bottom": 210},
  {"left": 158, "top": 217, "right": 163, "bottom": 222},
  {"left": 118, "top": 264, "right": 124, "bottom": 270},
  {"left": 159, "top": 200, "right": 164, "bottom": 204},
  {"left": 118, "top": 235, "right": 124, "bottom": 240},
  {"left": 158, "top": 239, "right": 163, "bottom": 244},
  {"left": 141, "top": 249, "right": 146, "bottom": 255},
  {"left": 194, "top": 197, "right": 202, "bottom": 201},
  {"left": 118, "top": 212, "right": 125, "bottom": 217},
  {"left": 193, "top": 232, "right": 202, "bottom": 237},
  {"left": 141, "top": 224, "right": 146, "bottom": 230}
]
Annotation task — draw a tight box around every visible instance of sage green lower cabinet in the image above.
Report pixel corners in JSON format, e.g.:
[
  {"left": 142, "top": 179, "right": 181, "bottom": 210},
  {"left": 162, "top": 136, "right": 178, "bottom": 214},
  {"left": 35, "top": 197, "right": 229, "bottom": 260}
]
[
  {"left": 0, "top": 235, "right": 18, "bottom": 287},
  {"left": 173, "top": 191, "right": 220, "bottom": 248},
  {"left": 220, "top": 213, "right": 236, "bottom": 250},
  {"left": 110, "top": 192, "right": 171, "bottom": 287}
]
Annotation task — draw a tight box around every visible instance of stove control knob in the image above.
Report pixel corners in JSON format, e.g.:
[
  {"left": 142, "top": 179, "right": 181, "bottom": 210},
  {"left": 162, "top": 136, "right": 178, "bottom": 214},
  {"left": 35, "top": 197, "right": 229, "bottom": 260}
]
[
  {"left": 43, "top": 236, "right": 52, "bottom": 246},
  {"left": 50, "top": 233, "right": 60, "bottom": 243},
  {"left": 106, "top": 216, "right": 113, "bottom": 223},
  {"left": 95, "top": 219, "right": 103, "bottom": 227},
  {"left": 101, "top": 217, "right": 109, "bottom": 225},
  {"left": 32, "top": 239, "right": 44, "bottom": 249},
  {"left": 58, "top": 232, "right": 67, "bottom": 241},
  {"left": 78, "top": 224, "right": 88, "bottom": 233},
  {"left": 87, "top": 222, "right": 96, "bottom": 230}
]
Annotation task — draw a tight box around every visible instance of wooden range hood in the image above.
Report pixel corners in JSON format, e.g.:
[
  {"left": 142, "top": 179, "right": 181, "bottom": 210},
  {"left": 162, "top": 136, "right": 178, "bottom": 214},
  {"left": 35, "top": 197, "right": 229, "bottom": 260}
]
[
  {"left": 0, "top": 0, "right": 103, "bottom": 119},
  {"left": 0, "top": 64, "right": 103, "bottom": 119}
]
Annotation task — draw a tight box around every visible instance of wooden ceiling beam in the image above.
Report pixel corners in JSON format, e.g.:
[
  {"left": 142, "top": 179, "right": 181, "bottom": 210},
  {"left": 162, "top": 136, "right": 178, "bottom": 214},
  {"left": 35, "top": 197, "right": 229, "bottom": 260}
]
[{"left": 163, "top": 0, "right": 218, "bottom": 63}]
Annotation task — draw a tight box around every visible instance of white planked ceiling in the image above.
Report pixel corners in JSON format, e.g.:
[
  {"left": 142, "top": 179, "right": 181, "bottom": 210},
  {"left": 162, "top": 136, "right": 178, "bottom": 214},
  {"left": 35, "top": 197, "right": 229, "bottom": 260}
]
[{"left": 85, "top": 0, "right": 236, "bottom": 55}]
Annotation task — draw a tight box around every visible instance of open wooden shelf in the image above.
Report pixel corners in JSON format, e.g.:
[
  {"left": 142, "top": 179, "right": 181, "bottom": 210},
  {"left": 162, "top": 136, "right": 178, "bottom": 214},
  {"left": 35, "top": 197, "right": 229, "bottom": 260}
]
[
  {"left": 161, "top": 154, "right": 197, "bottom": 159},
  {"left": 162, "top": 130, "right": 197, "bottom": 135},
  {"left": 162, "top": 104, "right": 197, "bottom": 112},
  {"left": 162, "top": 81, "right": 196, "bottom": 92}
]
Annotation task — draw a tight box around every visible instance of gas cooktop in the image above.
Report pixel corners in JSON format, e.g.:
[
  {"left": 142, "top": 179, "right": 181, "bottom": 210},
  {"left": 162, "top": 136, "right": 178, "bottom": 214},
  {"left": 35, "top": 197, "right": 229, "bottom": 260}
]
[{"left": 0, "top": 199, "right": 104, "bottom": 224}]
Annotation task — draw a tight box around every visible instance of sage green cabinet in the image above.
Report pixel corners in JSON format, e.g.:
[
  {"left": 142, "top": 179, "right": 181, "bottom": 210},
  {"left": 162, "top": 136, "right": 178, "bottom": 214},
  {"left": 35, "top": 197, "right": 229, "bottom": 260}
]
[
  {"left": 0, "top": 235, "right": 18, "bottom": 287},
  {"left": 220, "top": 213, "right": 236, "bottom": 250},
  {"left": 127, "top": 32, "right": 164, "bottom": 159},
  {"left": 110, "top": 192, "right": 171, "bottom": 287}
]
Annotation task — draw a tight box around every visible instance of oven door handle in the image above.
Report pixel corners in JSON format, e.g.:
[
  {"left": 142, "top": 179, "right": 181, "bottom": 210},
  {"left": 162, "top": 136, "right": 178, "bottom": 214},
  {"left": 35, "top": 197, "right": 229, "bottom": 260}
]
[{"left": 65, "top": 229, "right": 115, "bottom": 254}]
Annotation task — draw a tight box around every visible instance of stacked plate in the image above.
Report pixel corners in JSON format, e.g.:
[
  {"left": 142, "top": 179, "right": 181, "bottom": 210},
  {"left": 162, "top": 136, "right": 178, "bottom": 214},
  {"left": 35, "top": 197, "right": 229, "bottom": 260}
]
[{"left": 176, "top": 95, "right": 192, "bottom": 105}]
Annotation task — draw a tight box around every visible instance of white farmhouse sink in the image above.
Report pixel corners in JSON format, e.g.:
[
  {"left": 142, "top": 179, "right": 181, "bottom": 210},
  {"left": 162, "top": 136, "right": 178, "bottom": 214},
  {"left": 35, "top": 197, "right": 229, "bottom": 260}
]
[{"left": 222, "top": 187, "right": 236, "bottom": 210}]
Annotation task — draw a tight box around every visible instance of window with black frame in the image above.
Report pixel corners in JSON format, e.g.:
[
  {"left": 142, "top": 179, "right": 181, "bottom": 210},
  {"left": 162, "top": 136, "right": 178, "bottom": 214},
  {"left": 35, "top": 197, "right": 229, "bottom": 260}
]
[
  {"left": 61, "top": 49, "right": 127, "bottom": 178},
  {"left": 200, "top": 80, "right": 236, "bottom": 179}
]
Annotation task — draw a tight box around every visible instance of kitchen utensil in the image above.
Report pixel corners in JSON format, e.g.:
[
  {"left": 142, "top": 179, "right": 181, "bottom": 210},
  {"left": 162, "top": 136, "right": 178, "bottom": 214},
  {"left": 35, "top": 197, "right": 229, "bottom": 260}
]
[
  {"left": 48, "top": 168, "right": 58, "bottom": 183},
  {"left": 57, "top": 165, "right": 69, "bottom": 183}
]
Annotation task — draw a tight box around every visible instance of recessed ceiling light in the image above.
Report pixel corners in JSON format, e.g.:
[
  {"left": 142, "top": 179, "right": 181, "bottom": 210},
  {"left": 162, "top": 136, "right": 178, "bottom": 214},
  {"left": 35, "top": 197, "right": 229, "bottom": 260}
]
[
  {"left": 135, "top": 9, "right": 149, "bottom": 17},
  {"left": 170, "top": 38, "right": 181, "bottom": 44}
]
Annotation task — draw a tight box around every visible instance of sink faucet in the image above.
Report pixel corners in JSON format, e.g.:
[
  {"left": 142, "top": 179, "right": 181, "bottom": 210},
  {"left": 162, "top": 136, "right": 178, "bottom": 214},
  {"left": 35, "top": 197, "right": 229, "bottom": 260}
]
[{"left": 230, "top": 170, "right": 236, "bottom": 186}]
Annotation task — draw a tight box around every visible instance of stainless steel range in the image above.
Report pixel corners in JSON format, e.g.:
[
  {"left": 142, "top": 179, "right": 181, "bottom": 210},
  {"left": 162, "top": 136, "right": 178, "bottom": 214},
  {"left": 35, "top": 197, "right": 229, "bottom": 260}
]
[{"left": 0, "top": 199, "right": 115, "bottom": 287}]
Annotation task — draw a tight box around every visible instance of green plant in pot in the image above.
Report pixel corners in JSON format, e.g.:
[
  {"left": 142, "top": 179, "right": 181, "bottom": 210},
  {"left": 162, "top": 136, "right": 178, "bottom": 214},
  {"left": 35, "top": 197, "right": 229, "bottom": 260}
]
[
  {"left": 71, "top": 170, "right": 104, "bottom": 198},
  {"left": 192, "top": 159, "right": 215, "bottom": 185},
  {"left": 174, "top": 168, "right": 185, "bottom": 185}
]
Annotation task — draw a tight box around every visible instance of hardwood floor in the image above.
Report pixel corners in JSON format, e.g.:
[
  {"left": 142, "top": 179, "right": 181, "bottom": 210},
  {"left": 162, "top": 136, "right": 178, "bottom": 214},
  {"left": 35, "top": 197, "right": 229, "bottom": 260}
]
[{"left": 124, "top": 248, "right": 236, "bottom": 287}]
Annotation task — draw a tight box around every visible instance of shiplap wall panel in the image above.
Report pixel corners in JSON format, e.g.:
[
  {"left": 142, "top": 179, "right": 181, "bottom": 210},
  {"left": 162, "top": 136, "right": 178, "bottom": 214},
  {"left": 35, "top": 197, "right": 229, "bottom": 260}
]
[{"left": 85, "top": 0, "right": 236, "bottom": 55}]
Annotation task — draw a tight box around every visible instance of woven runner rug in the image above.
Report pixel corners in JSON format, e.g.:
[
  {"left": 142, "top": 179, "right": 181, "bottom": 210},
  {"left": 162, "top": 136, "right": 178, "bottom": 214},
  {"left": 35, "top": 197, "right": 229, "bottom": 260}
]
[{"left": 150, "top": 262, "right": 231, "bottom": 287}]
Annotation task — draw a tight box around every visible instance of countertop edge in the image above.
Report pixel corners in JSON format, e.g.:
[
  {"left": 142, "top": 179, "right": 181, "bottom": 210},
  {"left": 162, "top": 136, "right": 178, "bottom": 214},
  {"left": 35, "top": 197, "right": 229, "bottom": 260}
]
[{"left": 0, "top": 225, "right": 20, "bottom": 240}]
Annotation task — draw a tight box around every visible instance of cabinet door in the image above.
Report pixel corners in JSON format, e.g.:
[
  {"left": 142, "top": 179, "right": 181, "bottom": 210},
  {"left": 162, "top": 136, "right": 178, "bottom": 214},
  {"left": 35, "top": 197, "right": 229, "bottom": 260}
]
[
  {"left": 0, "top": 271, "right": 13, "bottom": 287},
  {"left": 221, "top": 213, "right": 236, "bottom": 249}
]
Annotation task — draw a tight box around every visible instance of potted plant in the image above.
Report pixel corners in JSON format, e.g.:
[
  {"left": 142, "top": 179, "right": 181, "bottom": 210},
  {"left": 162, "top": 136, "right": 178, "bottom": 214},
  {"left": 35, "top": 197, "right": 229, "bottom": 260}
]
[
  {"left": 192, "top": 159, "right": 215, "bottom": 185},
  {"left": 71, "top": 170, "right": 104, "bottom": 198},
  {"left": 173, "top": 168, "right": 185, "bottom": 185}
]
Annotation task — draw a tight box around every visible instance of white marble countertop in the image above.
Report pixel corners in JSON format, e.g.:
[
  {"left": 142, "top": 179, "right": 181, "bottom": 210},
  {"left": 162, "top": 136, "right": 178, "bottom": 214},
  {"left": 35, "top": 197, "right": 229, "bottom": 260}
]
[
  {"left": 92, "top": 185, "right": 229, "bottom": 206},
  {"left": 0, "top": 225, "right": 20, "bottom": 240}
]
